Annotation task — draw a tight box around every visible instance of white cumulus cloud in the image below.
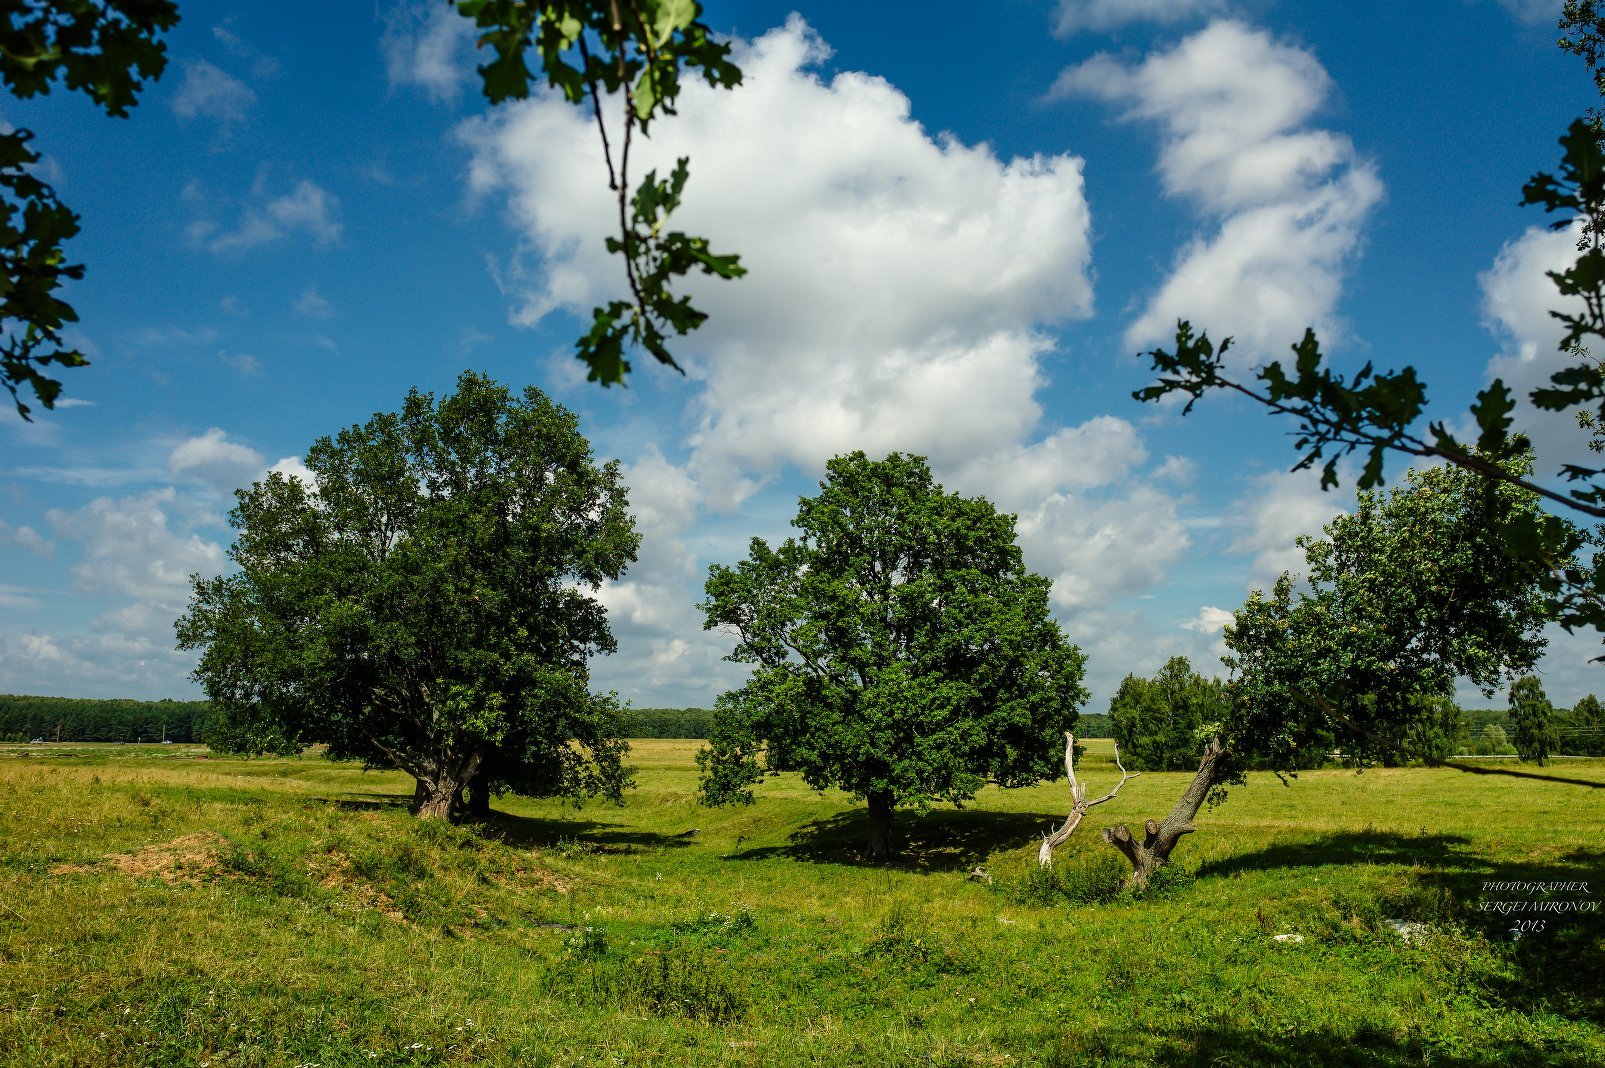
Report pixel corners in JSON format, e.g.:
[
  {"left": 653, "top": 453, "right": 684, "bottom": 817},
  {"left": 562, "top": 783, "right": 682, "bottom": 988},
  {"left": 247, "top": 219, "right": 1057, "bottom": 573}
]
[
  {"left": 1055, "top": 21, "right": 1382, "bottom": 362},
  {"left": 1227, "top": 467, "right": 1347, "bottom": 590},
  {"left": 462, "top": 14, "right": 1096, "bottom": 507},
  {"left": 382, "top": 1, "right": 476, "bottom": 104},
  {"left": 167, "top": 428, "right": 266, "bottom": 496},
  {"left": 1479, "top": 221, "right": 1592, "bottom": 474}
]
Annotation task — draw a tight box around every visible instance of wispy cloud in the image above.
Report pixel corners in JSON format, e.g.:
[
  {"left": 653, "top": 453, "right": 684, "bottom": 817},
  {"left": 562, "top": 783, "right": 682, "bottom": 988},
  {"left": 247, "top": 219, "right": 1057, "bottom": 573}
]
[
  {"left": 170, "top": 59, "right": 255, "bottom": 125},
  {"left": 1053, "top": 0, "right": 1230, "bottom": 37},
  {"left": 382, "top": 1, "right": 476, "bottom": 104},
  {"left": 191, "top": 179, "right": 343, "bottom": 254}
]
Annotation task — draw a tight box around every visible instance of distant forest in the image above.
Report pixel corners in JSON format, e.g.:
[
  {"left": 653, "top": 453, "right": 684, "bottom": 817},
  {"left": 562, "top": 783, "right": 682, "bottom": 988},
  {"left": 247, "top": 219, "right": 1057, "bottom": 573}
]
[
  {"left": 0, "top": 695, "right": 210, "bottom": 743},
  {"left": 0, "top": 696, "right": 1569, "bottom": 752},
  {"left": 0, "top": 699, "right": 726, "bottom": 744}
]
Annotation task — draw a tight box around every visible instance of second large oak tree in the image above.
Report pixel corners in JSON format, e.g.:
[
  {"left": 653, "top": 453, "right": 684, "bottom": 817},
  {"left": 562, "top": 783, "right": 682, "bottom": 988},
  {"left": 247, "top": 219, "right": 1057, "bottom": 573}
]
[{"left": 697, "top": 452, "right": 1087, "bottom": 861}]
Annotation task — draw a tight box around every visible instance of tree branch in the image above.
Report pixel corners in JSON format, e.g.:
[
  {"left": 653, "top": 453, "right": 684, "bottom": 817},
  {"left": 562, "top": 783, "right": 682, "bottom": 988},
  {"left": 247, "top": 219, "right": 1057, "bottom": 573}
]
[{"left": 1038, "top": 733, "right": 1137, "bottom": 867}]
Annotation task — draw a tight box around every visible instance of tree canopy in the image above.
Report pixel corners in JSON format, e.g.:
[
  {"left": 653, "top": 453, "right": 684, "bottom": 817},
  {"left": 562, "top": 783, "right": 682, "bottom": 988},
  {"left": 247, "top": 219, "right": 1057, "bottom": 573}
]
[
  {"left": 1510, "top": 675, "right": 1559, "bottom": 765},
  {"left": 1223, "top": 457, "right": 1556, "bottom": 785},
  {"left": 175, "top": 371, "right": 639, "bottom": 819},
  {"left": 1095, "top": 457, "right": 1559, "bottom": 886},
  {"left": 1107, "top": 656, "right": 1228, "bottom": 772},
  {"left": 696, "top": 451, "right": 1088, "bottom": 861}
]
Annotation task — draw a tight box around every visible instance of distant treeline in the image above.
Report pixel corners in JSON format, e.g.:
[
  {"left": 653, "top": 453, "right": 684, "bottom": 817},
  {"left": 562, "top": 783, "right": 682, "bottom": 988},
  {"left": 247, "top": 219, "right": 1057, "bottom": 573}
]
[
  {"left": 1075, "top": 713, "right": 1113, "bottom": 739},
  {"left": 0, "top": 695, "right": 209, "bottom": 743},
  {"left": 616, "top": 708, "right": 1116, "bottom": 741},
  {"left": 622, "top": 707, "right": 714, "bottom": 738}
]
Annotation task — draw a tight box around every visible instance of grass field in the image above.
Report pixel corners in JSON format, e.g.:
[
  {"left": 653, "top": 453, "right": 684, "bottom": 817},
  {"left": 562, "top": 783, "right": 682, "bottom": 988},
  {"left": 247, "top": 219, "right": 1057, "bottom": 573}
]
[{"left": 1, "top": 739, "right": 1602, "bottom": 1066}]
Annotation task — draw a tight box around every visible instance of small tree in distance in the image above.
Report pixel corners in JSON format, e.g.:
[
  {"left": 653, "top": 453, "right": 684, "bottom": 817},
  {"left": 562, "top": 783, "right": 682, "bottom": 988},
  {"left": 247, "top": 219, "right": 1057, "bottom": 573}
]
[
  {"left": 1510, "top": 676, "right": 1559, "bottom": 765},
  {"left": 697, "top": 452, "right": 1088, "bottom": 862},
  {"left": 176, "top": 371, "right": 639, "bottom": 820},
  {"left": 1564, "top": 693, "right": 1605, "bottom": 755},
  {"left": 1107, "top": 656, "right": 1227, "bottom": 772}
]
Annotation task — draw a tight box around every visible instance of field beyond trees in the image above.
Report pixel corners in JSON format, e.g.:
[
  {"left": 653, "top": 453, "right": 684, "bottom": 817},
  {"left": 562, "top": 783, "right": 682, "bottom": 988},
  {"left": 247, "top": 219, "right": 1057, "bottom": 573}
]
[{"left": 2, "top": 741, "right": 1602, "bottom": 1067}]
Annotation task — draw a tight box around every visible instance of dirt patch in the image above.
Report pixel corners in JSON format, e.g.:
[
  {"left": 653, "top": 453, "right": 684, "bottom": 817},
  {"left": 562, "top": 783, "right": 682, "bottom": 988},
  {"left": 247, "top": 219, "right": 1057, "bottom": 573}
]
[
  {"left": 510, "top": 865, "right": 573, "bottom": 894},
  {"left": 50, "top": 832, "right": 225, "bottom": 883},
  {"left": 306, "top": 850, "right": 406, "bottom": 921}
]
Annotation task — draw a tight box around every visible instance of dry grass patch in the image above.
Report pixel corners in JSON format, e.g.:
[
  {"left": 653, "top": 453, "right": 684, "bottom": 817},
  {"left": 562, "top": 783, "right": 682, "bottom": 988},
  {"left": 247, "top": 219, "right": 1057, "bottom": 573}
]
[{"left": 48, "top": 830, "right": 225, "bottom": 883}]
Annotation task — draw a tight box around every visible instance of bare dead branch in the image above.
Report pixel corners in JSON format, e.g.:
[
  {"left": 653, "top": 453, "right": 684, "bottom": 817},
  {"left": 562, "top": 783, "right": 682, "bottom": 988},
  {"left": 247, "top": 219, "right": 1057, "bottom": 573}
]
[{"left": 1038, "top": 733, "right": 1138, "bottom": 867}]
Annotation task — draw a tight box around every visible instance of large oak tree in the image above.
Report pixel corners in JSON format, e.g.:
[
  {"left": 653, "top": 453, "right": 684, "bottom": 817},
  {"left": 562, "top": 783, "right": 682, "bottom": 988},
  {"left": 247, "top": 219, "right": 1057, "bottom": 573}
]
[
  {"left": 697, "top": 451, "right": 1088, "bottom": 861},
  {"left": 176, "top": 371, "right": 639, "bottom": 819}
]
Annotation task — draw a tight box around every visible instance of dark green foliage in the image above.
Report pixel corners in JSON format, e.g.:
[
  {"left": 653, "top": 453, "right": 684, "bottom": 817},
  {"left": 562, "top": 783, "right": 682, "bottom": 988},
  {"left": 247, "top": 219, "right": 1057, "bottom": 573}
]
[
  {"left": 1072, "top": 712, "right": 1114, "bottom": 738},
  {"left": 1561, "top": 692, "right": 1605, "bottom": 754},
  {"left": 1223, "top": 459, "right": 1553, "bottom": 787},
  {"left": 697, "top": 452, "right": 1088, "bottom": 858},
  {"left": 547, "top": 941, "right": 746, "bottom": 1023},
  {"left": 1509, "top": 675, "right": 1559, "bottom": 765},
  {"left": 0, "top": 0, "right": 179, "bottom": 417},
  {"left": 1462, "top": 722, "right": 1514, "bottom": 756},
  {"left": 0, "top": 693, "right": 207, "bottom": 742},
  {"left": 619, "top": 707, "right": 713, "bottom": 738},
  {"left": 1399, "top": 695, "right": 1470, "bottom": 765},
  {"left": 456, "top": 0, "right": 744, "bottom": 384},
  {"left": 176, "top": 371, "right": 639, "bottom": 818},
  {"left": 1001, "top": 849, "right": 1128, "bottom": 907},
  {"left": 1107, "top": 656, "right": 1228, "bottom": 771}
]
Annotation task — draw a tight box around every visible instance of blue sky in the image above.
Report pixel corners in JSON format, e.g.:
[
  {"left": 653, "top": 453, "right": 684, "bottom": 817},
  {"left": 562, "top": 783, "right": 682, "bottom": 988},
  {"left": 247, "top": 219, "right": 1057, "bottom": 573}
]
[{"left": 0, "top": 0, "right": 1598, "bottom": 713}]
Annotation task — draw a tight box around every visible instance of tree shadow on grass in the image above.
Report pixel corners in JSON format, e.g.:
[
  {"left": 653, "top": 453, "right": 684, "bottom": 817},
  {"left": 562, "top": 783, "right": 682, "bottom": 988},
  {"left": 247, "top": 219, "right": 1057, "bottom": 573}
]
[
  {"left": 321, "top": 795, "right": 695, "bottom": 853},
  {"left": 331, "top": 791, "right": 412, "bottom": 810},
  {"left": 1199, "top": 829, "right": 1605, "bottom": 898},
  {"left": 1442, "top": 760, "right": 1605, "bottom": 789},
  {"left": 475, "top": 809, "right": 695, "bottom": 854},
  {"left": 1048, "top": 1020, "right": 1600, "bottom": 1067},
  {"left": 1196, "top": 828, "right": 1481, "bottom": 878},
  {"left": 1200, "top": 829, "right": 1605, "bottom": 1028},
  {"left": 730, "top": 805, "right": 1062, "bottom": 871}
]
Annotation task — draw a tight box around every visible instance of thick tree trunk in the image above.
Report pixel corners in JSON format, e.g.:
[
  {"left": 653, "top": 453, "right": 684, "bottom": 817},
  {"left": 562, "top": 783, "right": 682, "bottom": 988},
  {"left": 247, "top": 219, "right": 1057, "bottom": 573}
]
[
  {"left": 409, "top": 752, "right": 484, "bottom": 821},
  {"left": 1101, "top": 738, "right": 1226, "bottom": 888},
  {"left": 413, "top": 775, "right": 463, "bottom": 820},
  {"left": 866, "top": 790, "right": 896, "bottom": 862}
]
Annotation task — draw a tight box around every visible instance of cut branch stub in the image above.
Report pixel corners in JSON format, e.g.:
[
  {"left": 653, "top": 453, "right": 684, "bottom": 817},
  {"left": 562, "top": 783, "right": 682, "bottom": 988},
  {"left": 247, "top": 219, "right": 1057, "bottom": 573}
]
[
  {"left": 1101, "top": 738, "right": 1224, "bottom": 887},
  {"left": 1038, "top": 732, "right": 1137, "bottom": 867}
]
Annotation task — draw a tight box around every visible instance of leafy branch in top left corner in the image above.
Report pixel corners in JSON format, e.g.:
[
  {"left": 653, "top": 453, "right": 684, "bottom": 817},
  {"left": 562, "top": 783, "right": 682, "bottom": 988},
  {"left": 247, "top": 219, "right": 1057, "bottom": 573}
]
[
  {"left": 0, "top": 0, "right": 180, "bottom": 421},
  {"left": 456, "top": 0, "right": 746, "bottom": 386}
]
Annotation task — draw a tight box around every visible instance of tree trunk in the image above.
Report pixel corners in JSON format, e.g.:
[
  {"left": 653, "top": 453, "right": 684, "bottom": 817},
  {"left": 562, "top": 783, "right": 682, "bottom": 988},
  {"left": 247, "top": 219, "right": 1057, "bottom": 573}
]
[
  {"left": 1101, "top": 739, "right": 1226, "bottom": 888},
  {"left": 866, "top": 790, "right": 896, "bottom": 862},
  {"left": 413, "top": 775, "right": 462, "bottom": 820},
  {"left": 409, "top": 753, "right": 484, "bottom": 821}
]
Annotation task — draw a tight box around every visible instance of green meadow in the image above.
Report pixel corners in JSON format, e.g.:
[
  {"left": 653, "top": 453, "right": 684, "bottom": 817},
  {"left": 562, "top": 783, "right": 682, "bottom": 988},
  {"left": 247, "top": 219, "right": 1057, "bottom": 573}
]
[{"left": 2, "top": 740, "right": 1602, "bottom": 1066}]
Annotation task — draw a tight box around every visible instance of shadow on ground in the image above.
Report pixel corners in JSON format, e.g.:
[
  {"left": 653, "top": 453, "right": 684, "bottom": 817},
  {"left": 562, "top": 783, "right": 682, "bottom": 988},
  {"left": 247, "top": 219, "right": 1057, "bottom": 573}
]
[
  {"left": 477, "top": 810, "right": 696, "bottom": 854},
  {"left": 1442, "top": 760, "right": 1605, "bottom": 789},
  {"left": 1201, "top": 829, "right": 1605, "bottom": 1027},
  {"left": 730, "top": 805, "right": 1063, "bottom": 871},
  {"left": 1044, "top": 1020, "right": 1602, "bottom": 1067}
]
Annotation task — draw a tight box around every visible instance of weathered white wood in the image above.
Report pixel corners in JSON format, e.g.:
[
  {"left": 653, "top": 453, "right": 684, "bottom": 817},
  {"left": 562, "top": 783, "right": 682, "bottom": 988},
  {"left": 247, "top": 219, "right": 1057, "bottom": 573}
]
[{"left": 1037, "top": 732, "right": 1136, "bottom": 867}]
